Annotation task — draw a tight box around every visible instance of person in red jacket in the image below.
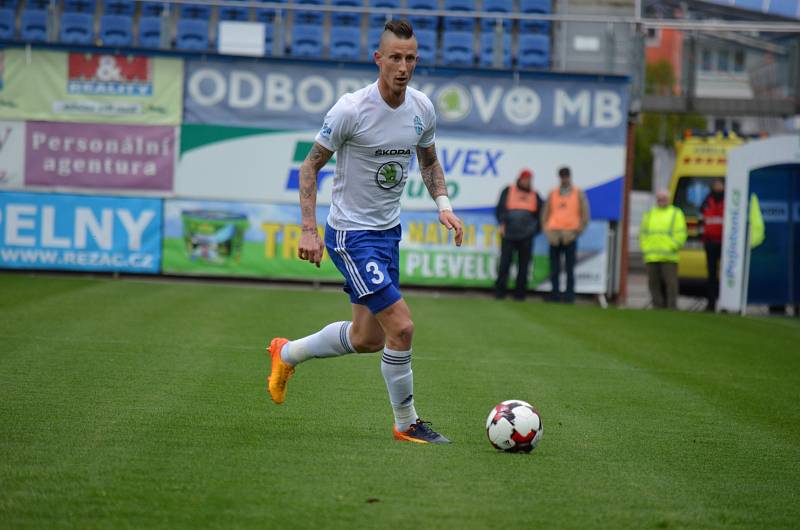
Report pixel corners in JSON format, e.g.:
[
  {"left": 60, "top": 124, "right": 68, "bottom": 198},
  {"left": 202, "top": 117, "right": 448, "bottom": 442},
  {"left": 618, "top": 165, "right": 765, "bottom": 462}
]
[{"left": 699, "top": 179, "right": 725, "bottom": 311}]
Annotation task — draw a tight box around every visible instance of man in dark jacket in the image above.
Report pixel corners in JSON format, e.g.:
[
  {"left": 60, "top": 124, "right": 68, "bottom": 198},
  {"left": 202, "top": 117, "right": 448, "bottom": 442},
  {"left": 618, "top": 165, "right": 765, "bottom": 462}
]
[{"left": 494, "top": 168, "right": 543, "bottom": 300}]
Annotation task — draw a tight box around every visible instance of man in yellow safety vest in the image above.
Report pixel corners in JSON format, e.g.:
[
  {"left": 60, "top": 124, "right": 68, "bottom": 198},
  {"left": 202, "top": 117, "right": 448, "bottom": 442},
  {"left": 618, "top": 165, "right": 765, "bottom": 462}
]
[{"left": 639, "top": 189, "right": 688, "bottom": 309}]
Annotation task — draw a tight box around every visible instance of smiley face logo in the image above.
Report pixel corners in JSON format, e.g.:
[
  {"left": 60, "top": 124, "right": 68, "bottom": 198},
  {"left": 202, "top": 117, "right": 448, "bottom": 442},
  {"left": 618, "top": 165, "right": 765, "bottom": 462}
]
[{"left": 502, "top": 87, "right": 541, "bottom": 126}]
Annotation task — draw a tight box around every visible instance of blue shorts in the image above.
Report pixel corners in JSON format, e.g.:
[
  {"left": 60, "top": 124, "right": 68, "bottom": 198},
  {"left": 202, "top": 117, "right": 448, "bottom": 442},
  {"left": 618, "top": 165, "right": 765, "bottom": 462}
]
[{"left": 325, "top": 223, "right": 402, "bottom": 314}]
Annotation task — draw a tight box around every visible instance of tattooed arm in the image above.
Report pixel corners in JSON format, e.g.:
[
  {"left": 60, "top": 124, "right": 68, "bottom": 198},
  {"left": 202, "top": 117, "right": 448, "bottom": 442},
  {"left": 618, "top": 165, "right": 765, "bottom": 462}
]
[
  {"left": 297, "top": 142, "right": 334, "bottom": 266},
  {"left": 416, "top": 144, "right": 447, "bottom": 199},
  {"left": 416, "top": 144, "right": 464, "bottom": 246}
]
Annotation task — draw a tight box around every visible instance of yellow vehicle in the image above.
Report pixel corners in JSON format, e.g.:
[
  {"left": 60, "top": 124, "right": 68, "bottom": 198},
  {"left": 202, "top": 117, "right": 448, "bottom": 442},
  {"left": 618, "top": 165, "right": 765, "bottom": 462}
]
[{"left": 668, "top": 131, "right": 746, "bottom": 291}]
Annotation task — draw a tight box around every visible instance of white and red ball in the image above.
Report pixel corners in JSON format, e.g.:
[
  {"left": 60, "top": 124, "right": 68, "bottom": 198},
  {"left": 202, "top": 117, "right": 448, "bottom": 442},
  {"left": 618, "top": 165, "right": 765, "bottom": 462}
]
[{"left": 485, "top": 400, "right": 543, "bottom": 453}]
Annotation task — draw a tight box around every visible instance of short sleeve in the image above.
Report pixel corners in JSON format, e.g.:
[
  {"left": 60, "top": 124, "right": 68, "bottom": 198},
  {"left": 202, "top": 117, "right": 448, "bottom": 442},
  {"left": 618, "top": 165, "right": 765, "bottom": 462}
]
[
  {"left": 418, "top": 101, "right": 436, "bottom": 148},
  {"left": 315, "top": 97, "right": 357, "bottom": 152}
]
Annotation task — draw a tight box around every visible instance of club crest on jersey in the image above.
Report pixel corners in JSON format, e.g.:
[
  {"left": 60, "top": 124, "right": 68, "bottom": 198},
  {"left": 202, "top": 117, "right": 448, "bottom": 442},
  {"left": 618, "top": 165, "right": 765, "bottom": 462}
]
[
  {"left": 375, "top": 161, "right": 404, "bottom": 190},
  {"left": 320, "top": 122, "right": 332, "bottom": 138},
  {"left": 413, "top": 115, "right": 423, "bottom": 135}
]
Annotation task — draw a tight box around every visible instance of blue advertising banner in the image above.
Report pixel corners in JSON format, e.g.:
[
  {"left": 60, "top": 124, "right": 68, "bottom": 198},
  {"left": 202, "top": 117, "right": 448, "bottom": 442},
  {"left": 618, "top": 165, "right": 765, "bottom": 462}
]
[
  {"left": 0, "top": 191, "right": 162, "bottom": 273},
  {"left": 183, "top": 60, "right": 629, "bottom": 145}
]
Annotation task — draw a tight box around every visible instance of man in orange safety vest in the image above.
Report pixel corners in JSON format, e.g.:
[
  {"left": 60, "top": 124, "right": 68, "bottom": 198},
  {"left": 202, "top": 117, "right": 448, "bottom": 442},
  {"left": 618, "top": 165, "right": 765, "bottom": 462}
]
[{"left": 541, "top": 166, "right": 590, "bottom": 303}]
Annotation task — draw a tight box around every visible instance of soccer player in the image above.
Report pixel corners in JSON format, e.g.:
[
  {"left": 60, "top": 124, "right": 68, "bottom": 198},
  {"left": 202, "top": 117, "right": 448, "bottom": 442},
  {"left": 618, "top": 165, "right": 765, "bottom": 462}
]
[{"left": 266, "top": 19, "right": 464, "bottom": 444}]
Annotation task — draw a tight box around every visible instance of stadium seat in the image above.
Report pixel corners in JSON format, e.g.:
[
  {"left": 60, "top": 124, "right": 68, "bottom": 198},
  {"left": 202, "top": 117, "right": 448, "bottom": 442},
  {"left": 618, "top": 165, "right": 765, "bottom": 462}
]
[
  {"left": 256, "top": 0, "right": 286, "bottom": 24},
  {"left": 103, "top": 0, "right": 134, "bottom": 15},
  {"left": 331, "top": 0, "right": 362, "bottom": 26},
  {"left": 408, "top": 0, "right": 439, "bottom": 30},
  {"left": 138, "top": 15, "right": 162, "bottom": 47},
  {"left": 479, "top": 31, "right": 511, "bottom": 68},
  {"left": 441, "top": 30, "right": 474, "bottom": 65},
  {"left": 368, "top": 0, "right": 399, "bottom": 26},
  {"left": 519, "top": 0, "right": 551, "bottom": 34},
  {"left": 367, "top": 25, "right": 382, "bottom": 53},
  {"left": 99, "top": 13, "right": 132, "bottom": 46},
  {"left": 480, "top": 0, "right": 512, "bottom": 30},
  {"left": 20, "top": 7, "right": 47, "bottom": 42},
  {"left": 180, "top": 3, "right": 212, "bottom": 19},
  {"left": 733, "top": 0, "right": 764, "bottom": 11},
  {"left": 443, "top": 0, "right": 476, "bottom": 31},
  {"left": 63, "top": 0, "right": 95, "bottom": 12},
  {"left": 290, "top": 23, "right": 323, "bottom": 57},
  {"left": 176, "top": 17, "right": 209, "bottom": 50},
  {"left": 0, "top": 8, "right": 15, "bottom": 39},
  {"left": 140, "top": 2, "right": 166, "bottom": 16},
  {"left": 329, "top": 25, "right": 361, "bottom": 60},
  {"left": 60, "top": 11, "right": 94, "bottom": 44},
  {"left": 518, "top": 33, "right": 549, "bottom": 68},
  {"left": 219, "top": 0, "right": 250, "bottom": 21},
  {"left": 766, "top": 0, "right": 799, "bottom": 17},
  {"left": 263, "top": 21, "right": 276, "bottom": 54},
  {"left": 294, "top": 0, "right": 325, "bottom": 25},
  {"left": 415, "top": 27, "right": 437, "bottom": 64}
]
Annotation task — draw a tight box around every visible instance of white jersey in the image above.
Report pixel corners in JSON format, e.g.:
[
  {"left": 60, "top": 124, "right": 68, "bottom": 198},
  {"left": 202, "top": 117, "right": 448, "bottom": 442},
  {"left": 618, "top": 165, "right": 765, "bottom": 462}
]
[{"left": 315, "top": 81, "right": 436, "bottom": 231}]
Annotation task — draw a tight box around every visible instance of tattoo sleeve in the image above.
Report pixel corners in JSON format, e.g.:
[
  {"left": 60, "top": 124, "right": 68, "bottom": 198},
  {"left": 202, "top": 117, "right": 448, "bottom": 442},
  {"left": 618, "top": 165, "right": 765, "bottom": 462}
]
[
  {"left": 416, "top": 144, "right": 447, "bottom": 199},
  {"left": 298, "top": 142, "right": 334, "bottom": 230}
]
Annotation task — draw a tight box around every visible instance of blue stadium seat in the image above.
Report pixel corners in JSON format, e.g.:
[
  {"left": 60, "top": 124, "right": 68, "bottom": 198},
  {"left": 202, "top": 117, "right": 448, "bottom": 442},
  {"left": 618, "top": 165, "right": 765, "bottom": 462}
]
[
  {"left": 60, "top": 11, "right": 94, "bottom": 44},
  {"left": 103, "top": 0, "right": 134, "bottom": 15},
  {"left": 408, "top": 0, "right": 439, "bottom": 30},
  {"left": 295, "top": 0, "right": 324, "bottom": 25},
  {"left": 368, "top": 0, "right": 399, "bottom": 26},
  {"left": 141, "top": 2, "right": 166, "bottom": 16},
  {"left": 415, "top": 28, "right": 436, "bottom": 64},
  {"left": 331, "top": 0, "right": 362, "bottom": 26},
  {"left": 443, "top": 0, "right": 475, "bottom": 31},
  {"left": 99, "top": 13, "right": 132, "bottom": 46},
  {"left": 263, "top": 22, "right": 276, "bottom": 54},
  {"left": 138, "top": 15, "right": 162, "bottom": 47},
  {"left": 441, "top": 30, "right": 473, "bottom": 65},
  {"left": 519, "top": 0, "right": 551, "bottom": 33},
  {"left": 180, "top": 3, "right": 212, "bottom": 19},
  {"left": 256, "top": 0, "right": 286, "bottom": 24},
  {"left": 733, "top": 0, "right": 764, "bottom": 11},
  {"left": 0, "top": 8, "right": 15, "bottom": 39},
  {"left": 518, "top": 34, "right": 549, "bottom": 68},
  {"left": 480, "top": 0, "right": 512, "bottom": 30},
  {"left": 290, "top": 23, "right": 323, "bottom": 57},
  {"left": 766, "top": 0, "right": 798, "bottom": 17},
  {"left": 367, "top": 26, "right": 382, "bottom": 53},
  {"left": 329, "top": 25, "right": 361, "bottom": 60},
  {"left": 0, "top": 0, "right": 19, "bottom": 6},
  {"left": 20, "top": 7, "right": 47, "bottom": 42},
  {"left": 479, "top": 31, "right": 511, "bottom": 67},
  {"left": 63, "top": 0, "right": 96, "bottom": 12},
  {"left": 219, "top": 0, "right": 250, "bottom": 21},
  {"left": 176, "top": 17, "right": 209, "bottom": 49}
]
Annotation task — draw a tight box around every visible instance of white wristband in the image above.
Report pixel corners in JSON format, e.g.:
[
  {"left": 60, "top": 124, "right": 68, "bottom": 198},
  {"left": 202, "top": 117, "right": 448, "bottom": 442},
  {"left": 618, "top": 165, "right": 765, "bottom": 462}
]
[{"left": 435, "top": 195, "right": 452, "bottom": 212}]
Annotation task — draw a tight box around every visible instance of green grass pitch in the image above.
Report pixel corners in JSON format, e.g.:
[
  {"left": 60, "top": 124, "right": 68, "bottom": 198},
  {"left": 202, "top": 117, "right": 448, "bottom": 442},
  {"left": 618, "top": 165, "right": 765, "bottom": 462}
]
[{"left": 1, "top": 272, "right": 799, "bottom": 529}]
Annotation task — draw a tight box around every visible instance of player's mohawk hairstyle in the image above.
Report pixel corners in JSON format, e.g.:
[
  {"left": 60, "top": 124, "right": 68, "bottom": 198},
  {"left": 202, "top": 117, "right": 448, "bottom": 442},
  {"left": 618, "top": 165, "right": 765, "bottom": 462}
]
[{"left": 383, "top": 19, "right": 414, "bottom": 39}]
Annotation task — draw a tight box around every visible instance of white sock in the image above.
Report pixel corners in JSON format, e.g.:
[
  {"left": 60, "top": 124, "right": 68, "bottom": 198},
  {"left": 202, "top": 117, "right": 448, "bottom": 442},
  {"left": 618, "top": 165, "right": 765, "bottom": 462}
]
[
  {"left": 280, "top": 321, "right": 355, "bottom": 367},
  {"left": 381, "top": 347, "right": 417, "bottom": 432}
]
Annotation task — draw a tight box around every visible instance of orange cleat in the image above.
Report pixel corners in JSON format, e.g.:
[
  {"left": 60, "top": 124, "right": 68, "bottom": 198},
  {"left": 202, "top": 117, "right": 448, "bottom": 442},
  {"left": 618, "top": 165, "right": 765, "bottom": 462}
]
[{"left": 266, "top": 337, "right": 294, "bottom": 404}]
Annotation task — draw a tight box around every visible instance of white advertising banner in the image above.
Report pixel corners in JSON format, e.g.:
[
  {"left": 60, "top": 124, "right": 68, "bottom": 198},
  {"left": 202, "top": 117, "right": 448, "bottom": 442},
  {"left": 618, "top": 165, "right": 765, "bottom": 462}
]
[{"left": 176, "top": 126, "right": 625, "bottom": 216}]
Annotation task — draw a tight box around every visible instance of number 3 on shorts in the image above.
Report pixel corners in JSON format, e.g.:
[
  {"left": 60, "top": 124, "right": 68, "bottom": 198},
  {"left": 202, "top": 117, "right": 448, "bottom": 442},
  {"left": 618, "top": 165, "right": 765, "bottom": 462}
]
[{"left": 365, "top": 261, "right": 384, "bottom": 285}]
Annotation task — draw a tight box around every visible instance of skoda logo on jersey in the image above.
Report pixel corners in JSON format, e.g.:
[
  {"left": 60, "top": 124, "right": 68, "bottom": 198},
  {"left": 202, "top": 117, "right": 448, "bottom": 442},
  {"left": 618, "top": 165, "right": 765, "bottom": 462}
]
[
  {"left": 413, "top": 115, "right": 423, "bottom": 135},
  {"left": 375, "top": 161, "right": 404, "bottom": 190}
]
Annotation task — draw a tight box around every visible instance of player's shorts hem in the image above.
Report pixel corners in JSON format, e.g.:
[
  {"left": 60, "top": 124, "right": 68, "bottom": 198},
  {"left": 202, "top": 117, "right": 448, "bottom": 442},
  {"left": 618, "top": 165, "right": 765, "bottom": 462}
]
[{"left": 356, "top": 284, "right": 402, "bottom": 314}]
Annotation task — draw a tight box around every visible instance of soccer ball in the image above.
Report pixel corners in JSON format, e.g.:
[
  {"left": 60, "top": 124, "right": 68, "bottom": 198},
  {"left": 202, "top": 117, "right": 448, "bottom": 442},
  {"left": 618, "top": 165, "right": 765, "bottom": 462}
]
[{"left": 486, "top": 400, "right": 543, "bottom": 453}]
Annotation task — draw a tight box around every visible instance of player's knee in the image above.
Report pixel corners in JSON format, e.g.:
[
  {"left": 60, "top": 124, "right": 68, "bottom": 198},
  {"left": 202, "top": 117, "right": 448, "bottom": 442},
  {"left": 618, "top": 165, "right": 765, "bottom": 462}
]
[
  {"left": 353, "top": 336, "right": 384, "bottom": 353},
  {"left": 393, "top": 318, "right": 414, "bottom": 346}
]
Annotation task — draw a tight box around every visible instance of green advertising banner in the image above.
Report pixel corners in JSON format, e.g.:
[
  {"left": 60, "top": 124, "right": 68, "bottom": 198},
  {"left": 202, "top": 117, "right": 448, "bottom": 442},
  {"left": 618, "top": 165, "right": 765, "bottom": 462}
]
[
  {"left": 0, "top": 49, "right": 182, "bottom": 125},
  {"left": 163, "top": 199, "right": 610, "bottom": 293}
]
